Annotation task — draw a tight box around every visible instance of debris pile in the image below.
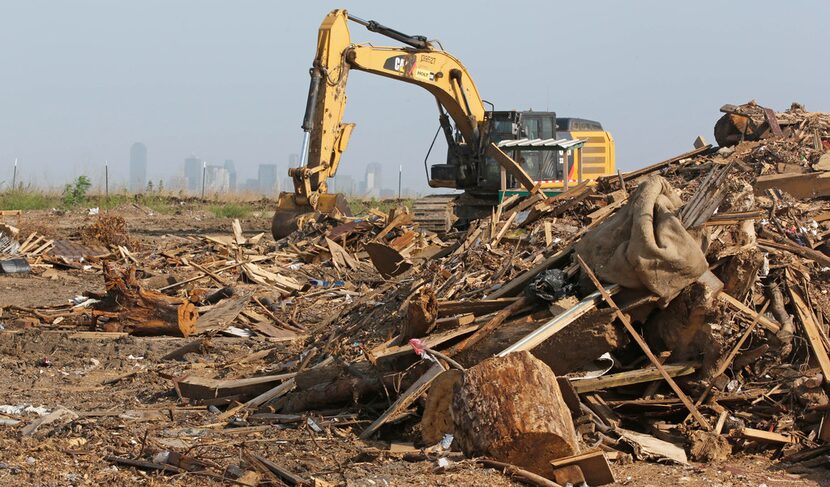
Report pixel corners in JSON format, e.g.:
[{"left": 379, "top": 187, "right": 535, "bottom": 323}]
[{"left": 4, "top": 101, "right": 830, "bottom": 484}]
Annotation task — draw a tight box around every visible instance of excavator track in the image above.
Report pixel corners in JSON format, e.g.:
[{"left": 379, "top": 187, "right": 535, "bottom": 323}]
[{"left": 412, "top": 194, "right": 458, "bottom": 233}]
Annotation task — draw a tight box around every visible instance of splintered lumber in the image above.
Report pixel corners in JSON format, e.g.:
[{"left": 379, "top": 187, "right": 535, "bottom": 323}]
[
  {"left": 549, "top": 449, "right": 615, "bottom": 486},
  {"left": 607, "top": 145, "right": 712, "bottom": 185},
  {"left": 789, "top": 286, "right": 830, "bottom": 382},
  {"left": 175, "top": 373, "right": 295, "bottom": 401},
  {"left": 576, "top": 254, "right": 711, "bottom": 431},
  {"left": 738, "top": 427, "right": 797, "bottom": 444},
  {"left": 437, "top": 297, "right": 519, "bottom": 317},
  {"left": 161, "top": 338, "right": 210, "bottom": 361},
  {"left": 486, "top": 142, "right": 538, "bottom": 193},
  {"left": 360, "top": 363, "right": 444, "bottom": 439},
  {"left": 445, "top": 296, "right": 529, "bottom": 356},
  {"left": 571, "top": 362, "right": 697, "bottom": 393},
  {"left": 754, "top": 172, "right": 830, "bottom": 199},
  {"left": 713, "top": 301, "right": 770, "bottom": 378},
  {"left": 194, "top": 290, "right": 254, "bottom": 334},
  {"left": 372, "top": 323, "right": 480, "bottom": 362},
  {"left": 93, "top": 264, "right": 198, "bottom": 337},
  {"left": 717, "top": 292, "right": 780, "bottom": 333},
  {"left": 452, "top": 351, "right": 578, "bottom": 479},
  {"left": 477, "top": 459, "right": 563, "bottom": 487},
  {"left": 758, "top": 236, "right": 830, "bottom": 268},
  {"left": 247, "top": 454, "right": 310, "bottom": 486}
]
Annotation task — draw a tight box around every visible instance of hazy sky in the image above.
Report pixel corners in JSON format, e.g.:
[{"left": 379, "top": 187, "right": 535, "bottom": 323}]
[{"left": 1, "top": 1, "right": 828, "bottom": 192}]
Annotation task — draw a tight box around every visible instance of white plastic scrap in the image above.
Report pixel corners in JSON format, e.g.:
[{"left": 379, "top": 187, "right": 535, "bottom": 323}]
[{"left": 0, "top": 404, "right": 50, "bottom": 416}]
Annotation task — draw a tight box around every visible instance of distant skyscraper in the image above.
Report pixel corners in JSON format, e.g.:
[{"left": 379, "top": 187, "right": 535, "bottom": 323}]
[
  {"left": 205, "top": 165, "right": 230, "bottom": 193},
  {"left": 129, "top": 142, "right": 147, "bottom": 193},
  {"left": 282, "top": 177, "right": 294, "bottom": 194},
  {"left": 289, "top": 153, "right": 299, "bottom": 166},
  {"left": 258, "top": 164, "right": 278, "bottom": 195},
  {"left": 364, "top": 162, "right": 382, "bottom": 197},
  {"left": 184, "top": 155, "right": 202, "bottom": 192},
  {"left": 224, "top": 160, "right": 237, "bottom": 192},
  {"left": 333, "top": 174, "right": 355, "bottom": 195}
]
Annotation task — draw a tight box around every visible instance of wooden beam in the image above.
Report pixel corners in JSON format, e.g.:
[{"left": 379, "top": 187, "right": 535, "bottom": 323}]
[
  {"left": 437, "top": 298, "right": 519, "bottom": 317},
  {"left": 571, "top": 363, "right": 697, "bottom": 394},
  {"left": 713, "top": 300, "right": 770, "bottom": 378},
  {"left": 738, "top": 427, "right": 797, "bottom": 444},
  {"left": 486, "top": 143, "right": 537, "bottom": 193},
  {"left": 576, "top": 254, "right": 711, "bottom": 431},
  {"left": 717, "top": 292, "right": 780, "bottom": 333},
  {"left": 754, "top": 172, "right": 830, "bottom": 199},
  {"left": 789, "top": 286, "right": 830, "bottom": 382}
]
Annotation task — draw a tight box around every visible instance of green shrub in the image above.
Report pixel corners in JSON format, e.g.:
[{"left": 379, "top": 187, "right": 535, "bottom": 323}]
[
  {"left": 61, "top": 176, "right": 91, "bottom": 207},
  {"left": 209, "top": 203, "right": 251, "bottom": 219}
]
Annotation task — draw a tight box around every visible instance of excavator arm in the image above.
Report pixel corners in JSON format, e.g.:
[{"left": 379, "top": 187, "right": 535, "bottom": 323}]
[{"left": 272, "top": 9, "right": 534, "bottom": 239}]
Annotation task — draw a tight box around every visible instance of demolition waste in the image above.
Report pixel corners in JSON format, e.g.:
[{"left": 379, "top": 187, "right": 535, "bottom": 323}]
[{"left": 3, "top": 101, "right": 830, "bottom": 485}]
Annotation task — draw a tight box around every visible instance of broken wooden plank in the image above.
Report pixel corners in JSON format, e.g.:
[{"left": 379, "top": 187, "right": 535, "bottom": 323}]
[
  {"left": 738, "top": 427, "right": 797, "bottom": 444},
  {"left": 549, "top": 449, "right": 615, "bottom": 486},
  {"left": 717, "top": 292, "right": 780, "bottom": 333},
  {"left": 571, "top": 363, "right": 697, "bottom": 393},
  {"left": 194, "top": 290, "right": 254, "bottom": 334},
  {"left": 372, "top": 323, "right": 481, "bottom": 361},
  {"left": 437, "top": 297, "right": 520, "bottom": 317},
  {"left": 789, "top": 286, "right": 830, "bottom": 382},
  {"left": 175, "top": 373, "right": 295, "bottom": 401},
  {"left": 755, "top": 172, "right": 830, "bottom": 199}
]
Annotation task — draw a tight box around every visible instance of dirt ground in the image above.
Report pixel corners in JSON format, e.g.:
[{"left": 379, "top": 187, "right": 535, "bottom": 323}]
[{"left": 1, "top": 205, "right": 828, "bottom": 486}]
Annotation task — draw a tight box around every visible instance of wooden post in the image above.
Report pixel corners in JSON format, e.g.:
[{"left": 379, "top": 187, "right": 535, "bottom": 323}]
[
  {"left": 575, "top": 254, "right": 712, "bottom": 431},
  {"left": 563, "top": 149, "right": 569, "bottom": 191},
  {"left": 576, "top": 148, "right": 583, "bottom": 184}
]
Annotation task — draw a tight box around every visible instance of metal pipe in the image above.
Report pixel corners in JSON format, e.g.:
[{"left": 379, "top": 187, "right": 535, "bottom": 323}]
[
  {"left": 347, "top": 13, "right": 428, "bottom": 49},
  {"left": 298, "top": 132, "right": 311, "bottom": 168},
  {"left": 299, "top": 67, "right": 323, "bottom": 167}
]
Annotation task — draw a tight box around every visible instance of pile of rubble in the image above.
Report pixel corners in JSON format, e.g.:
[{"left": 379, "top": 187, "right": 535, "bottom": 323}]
[{"left": 4, "top": 100, "right": 830, "bottom": 485}]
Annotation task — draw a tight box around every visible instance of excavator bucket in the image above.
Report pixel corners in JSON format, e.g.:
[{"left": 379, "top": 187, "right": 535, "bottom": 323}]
[{"left": 271, "top": 192, "right": 352, "bottom": 240}]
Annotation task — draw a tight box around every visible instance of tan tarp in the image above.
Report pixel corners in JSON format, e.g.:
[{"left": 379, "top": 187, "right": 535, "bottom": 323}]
[{"left": 575, "top": 175, "right": 708, "bottom": 306}]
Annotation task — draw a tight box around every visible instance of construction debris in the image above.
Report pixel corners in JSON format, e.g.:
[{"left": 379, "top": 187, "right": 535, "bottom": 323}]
[{"left": 6, "top": 100, "right": 830, "bottom": 484}]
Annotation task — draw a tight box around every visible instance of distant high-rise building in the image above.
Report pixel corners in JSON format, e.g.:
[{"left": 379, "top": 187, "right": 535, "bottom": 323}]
[
  {"left": 282, "top": 177, "right": 294, "bottom": 194},
  {"left": 288, "top": 153, "right": 299, "bottom": 166},
  {"left": 129, "top": 142, "right": 147, "bottom": 193},
  {"left": 364, "top": 162, "right": 382, "bottom": 197},
  {"left": 205, "top": 165, "right": 230, "bottom": 193},
  {"left": 258, "top": 164, "right": 278, "bottom": 195},
  {"left": 333, "top": 174, "right": 355, "bottom": 195},
  {"left": 184, "top": 155, "right": 202, "bottom": 193},
  {"left": 224, "top": 160, "right": 237, "bottom": 192}
]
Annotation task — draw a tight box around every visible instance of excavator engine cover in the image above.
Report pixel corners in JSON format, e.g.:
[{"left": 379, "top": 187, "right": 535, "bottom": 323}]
[{"left": 271, "top": 192, "right": 352, "bottom": 240}]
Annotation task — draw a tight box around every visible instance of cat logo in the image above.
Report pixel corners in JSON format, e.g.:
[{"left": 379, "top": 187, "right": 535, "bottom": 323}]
[
  {"left": 383, "top": 54, "right": 416, "bottom": 76},
  {"left": 383, "top": 54, "right": 435, "bottom": 82}
]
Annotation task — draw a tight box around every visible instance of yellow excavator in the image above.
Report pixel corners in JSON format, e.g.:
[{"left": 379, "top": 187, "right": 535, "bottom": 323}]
[{"left": 272, "top": 9, "right": 615, "bottom": 239}]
